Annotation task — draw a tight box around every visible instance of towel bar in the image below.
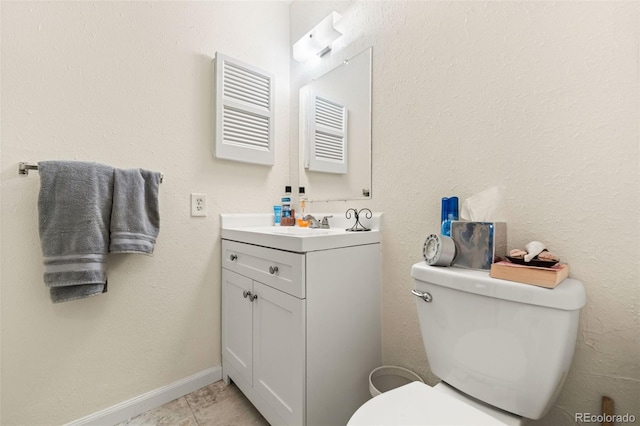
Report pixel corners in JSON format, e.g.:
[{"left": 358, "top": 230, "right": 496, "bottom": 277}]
[{"left": 18, "top": 162, "right": 164, "bottom": 183}]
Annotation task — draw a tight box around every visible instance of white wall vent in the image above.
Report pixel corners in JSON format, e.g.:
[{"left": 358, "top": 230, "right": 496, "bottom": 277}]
[
  {"left": 304, "top": 92, "right": 348, "bottom": 174},
  {"left": 214, "top": 52, "right": 274, "bottom": 166}
]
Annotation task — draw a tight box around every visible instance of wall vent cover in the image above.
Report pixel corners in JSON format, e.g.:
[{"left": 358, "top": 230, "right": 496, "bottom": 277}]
[{"left": 214, "top": 53, "right": 274, "bottom": 166}]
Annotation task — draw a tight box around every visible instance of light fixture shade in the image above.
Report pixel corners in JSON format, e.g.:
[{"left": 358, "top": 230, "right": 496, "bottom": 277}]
[{"left": 293, "top": 12, "right": 342, "bottom": 62}]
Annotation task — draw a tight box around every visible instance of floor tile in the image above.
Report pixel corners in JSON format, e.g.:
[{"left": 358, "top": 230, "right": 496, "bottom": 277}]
[
  {"left": 114, "top": 381, "right": 269, "bottom": 426},
  {"left": 186, "top": 382, "right": 269, "bottom": 426},
  {"left": 118, "top": 397, "right": 198, "bottom": 426}
]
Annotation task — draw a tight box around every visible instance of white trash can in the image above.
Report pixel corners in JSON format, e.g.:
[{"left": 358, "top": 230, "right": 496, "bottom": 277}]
[{"left": 368, "top": 365, "right": 424, "bottom": 397}]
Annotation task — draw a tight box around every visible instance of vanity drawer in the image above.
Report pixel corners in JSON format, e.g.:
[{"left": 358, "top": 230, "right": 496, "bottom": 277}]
[{"left": 222, "top": 240, "right": 305, "bottom": 299}]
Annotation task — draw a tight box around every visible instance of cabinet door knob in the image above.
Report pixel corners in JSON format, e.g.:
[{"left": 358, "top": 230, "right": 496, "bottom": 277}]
[
  {"left": 269, "top": 266, "right": 279, "bottom": 275},
  {"left": 249, "top": 293, "right": 258, "bottom": 302},
  {"left": 230, "top": 254, "right": 238, "bottom": 261},
  {"left": 243, "top": 290, "right": 251, "bottom": 299}
]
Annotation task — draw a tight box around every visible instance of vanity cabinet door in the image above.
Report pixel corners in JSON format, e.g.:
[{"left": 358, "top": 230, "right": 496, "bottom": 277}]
[
  {"left": 222, "top": 269, "right": 253, "bottom": 386},
  {"left": 253, "top": 281, "right": 305, "bottom": 426}
]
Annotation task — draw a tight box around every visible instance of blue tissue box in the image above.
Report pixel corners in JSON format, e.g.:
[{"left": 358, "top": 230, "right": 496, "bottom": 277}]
[{"left": 450, "top": 221, "right": 507, "bottom": 270}]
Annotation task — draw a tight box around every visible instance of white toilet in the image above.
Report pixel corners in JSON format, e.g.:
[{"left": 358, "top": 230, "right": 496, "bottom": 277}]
[{"left": 349, "top": 263, "right": 586, "bottom": 425}]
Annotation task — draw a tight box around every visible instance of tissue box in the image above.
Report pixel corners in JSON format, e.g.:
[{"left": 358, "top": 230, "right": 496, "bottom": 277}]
[{"left": 450, "top": 221, "right": 507, "bottom": 270}]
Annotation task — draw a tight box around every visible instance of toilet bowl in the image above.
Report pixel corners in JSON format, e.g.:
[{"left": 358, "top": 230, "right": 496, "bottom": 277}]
[
  {"left": 349, "top": 263, "right": 586, "bottom": 425},
  {"left": 348, "top": 381, "right": 521, "bottom": 426}
]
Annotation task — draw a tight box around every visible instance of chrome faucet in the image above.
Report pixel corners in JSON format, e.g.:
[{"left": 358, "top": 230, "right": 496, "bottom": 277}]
[
  {"left": 303, "top": 214, "right": 333, "bottom": 229},
  {"left": 303, "top": 215, "right": 321, "bottom": 228}
]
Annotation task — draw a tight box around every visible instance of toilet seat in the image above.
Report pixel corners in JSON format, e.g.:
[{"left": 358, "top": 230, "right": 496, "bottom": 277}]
[{"left": 347, "top": 382, "right": 509, "bottom": 426}]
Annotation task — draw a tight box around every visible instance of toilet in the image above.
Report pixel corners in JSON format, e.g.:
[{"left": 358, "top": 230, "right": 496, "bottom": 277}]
[{"left": 349, "top": 263, "right": 586, "bottom": 425}]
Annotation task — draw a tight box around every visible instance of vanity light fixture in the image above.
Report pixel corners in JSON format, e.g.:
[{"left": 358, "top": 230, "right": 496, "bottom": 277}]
[{"left": 293, "top": 12, "right": 342, "bottom": 62}]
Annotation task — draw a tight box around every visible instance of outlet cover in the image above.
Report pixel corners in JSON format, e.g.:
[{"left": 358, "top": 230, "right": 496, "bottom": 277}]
[{"left": 191, "top": 193, "right": 207, "bottom": 217}]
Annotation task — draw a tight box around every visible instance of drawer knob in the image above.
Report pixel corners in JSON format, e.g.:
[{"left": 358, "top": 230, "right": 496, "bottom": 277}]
[
  {"left": 230, "top": 254, "right": 238, "bottom": 261},
  {"left": 249, "top": 293, "right": 258, "bottom": 302},
  {"left": 269, "top": 266, "right": 279, "bottom": 275}
]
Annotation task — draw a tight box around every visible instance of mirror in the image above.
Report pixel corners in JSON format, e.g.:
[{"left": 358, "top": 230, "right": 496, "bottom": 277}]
[{"left": 298, "top": 47, "right": 372, "bottom": 202}]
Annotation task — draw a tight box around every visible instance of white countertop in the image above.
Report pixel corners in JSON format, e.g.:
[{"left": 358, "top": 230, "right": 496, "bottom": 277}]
[{"left": 221, "top": 213, "right": 382, "bottom": 252}]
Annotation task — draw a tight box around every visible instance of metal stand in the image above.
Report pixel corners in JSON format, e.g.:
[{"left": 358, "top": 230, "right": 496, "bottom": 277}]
[{"left": 345, "top": 208, "right": 372, "bottom": 232}]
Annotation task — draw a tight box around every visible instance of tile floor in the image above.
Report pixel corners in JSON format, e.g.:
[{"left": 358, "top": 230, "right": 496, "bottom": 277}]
[{"left": 116, "top": 381, "right": 269, "bottom": 426}]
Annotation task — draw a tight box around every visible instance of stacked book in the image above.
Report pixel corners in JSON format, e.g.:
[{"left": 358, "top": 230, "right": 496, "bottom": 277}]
[{"left": 489, "top": 261, "right": 569, "bottom": 288}]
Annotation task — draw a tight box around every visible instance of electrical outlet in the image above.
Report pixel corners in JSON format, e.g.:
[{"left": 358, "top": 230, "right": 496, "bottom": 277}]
[{"left": 191, "top": 193, "right": 207, "bottom": 217}]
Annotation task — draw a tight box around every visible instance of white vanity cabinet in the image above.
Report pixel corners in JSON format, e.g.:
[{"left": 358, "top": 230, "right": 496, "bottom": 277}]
[
  {"left": 221, "top": 241, "right": 306, "bottom": 426},
  {"left": 221, "top": 224, "right": 381, "bottom": 426}
]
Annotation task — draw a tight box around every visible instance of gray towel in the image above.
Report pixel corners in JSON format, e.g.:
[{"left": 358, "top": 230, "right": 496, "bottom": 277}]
[
  {"left": 109, "top": 168, "right": 161, "bottom": 254},
  {"left": 38, "top": 161, "right": 114, "bottom": 303}
]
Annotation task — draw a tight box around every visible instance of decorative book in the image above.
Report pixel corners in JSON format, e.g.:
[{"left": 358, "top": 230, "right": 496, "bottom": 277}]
[{"left": 489, "top": 261, "right": 570, "bottom": 288}]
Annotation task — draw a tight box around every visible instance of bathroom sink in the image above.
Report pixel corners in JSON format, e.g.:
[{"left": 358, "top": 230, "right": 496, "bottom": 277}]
[{"left": 220, "top": 214, "right": 382, "bottom": 252}]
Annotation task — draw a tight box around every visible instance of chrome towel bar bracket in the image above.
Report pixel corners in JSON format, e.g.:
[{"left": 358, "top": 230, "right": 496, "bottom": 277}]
[{"left": 18, "top": 162, "right": 38, "bottom": 175}]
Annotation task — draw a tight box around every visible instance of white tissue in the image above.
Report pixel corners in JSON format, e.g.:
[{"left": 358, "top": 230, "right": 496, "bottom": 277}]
[
  {"left": 460, "top": 186, "right": 505, "bottom": 222},
  {"left": 524, "top": 241, "right": 546, "bottom": 262}
]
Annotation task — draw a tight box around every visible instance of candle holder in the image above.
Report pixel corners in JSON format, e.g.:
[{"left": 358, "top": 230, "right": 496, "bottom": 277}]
[{"left": 345, "top": 208, "right": 372, "bottom": 232}]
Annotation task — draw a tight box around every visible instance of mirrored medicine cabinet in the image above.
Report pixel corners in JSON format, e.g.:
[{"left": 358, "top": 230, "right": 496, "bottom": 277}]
[{"left": 298, "top": 47, "right": 372, "bottom": 202}]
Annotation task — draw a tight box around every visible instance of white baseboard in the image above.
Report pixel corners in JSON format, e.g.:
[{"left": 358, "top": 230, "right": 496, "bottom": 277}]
[{"left": 66, "top": 366, "right": 222, "bottom": 426}]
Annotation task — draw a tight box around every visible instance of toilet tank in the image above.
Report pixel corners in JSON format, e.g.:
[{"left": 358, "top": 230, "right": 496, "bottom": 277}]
[{"left": 411, "top": 263, "right": 586, "bottom": 420}]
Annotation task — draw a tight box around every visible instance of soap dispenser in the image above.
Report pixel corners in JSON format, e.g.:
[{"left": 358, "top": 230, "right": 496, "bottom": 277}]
[
  {"left": 298, "top": 187, "right": 307, "bottom": 216},
  {"left": 298, "top": 187, "right": 309, "bottom": 227}
]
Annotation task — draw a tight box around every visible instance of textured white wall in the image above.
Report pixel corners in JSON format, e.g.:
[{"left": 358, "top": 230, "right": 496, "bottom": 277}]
[
  {"left": 291, "top": 1, "right": 639, "bottom": 424},
  {"left": 0, "top": 2, "right": 289, "bottom": 424},
  {"left": 2, "top": 1, "right": 638, "bottom": 425}
]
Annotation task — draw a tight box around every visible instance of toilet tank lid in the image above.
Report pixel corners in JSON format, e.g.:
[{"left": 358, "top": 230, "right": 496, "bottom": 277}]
[{"left": 411, "top": 263, "right": 586, "bottom": 311}]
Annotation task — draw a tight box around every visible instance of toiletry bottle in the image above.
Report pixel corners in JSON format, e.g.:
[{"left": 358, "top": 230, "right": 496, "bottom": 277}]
[
  {"left": 298, "top": 187, "right": 307, "bottom": 217},
  {"left": 298, "top": 187, "right": 309, "bottom": 227},
  {"left": 282, "top": 186, "right": 292, "bottom": 219},
  {"left": 441, "top": 196, "right": 459, "bottom": 237},
  {"left": 273, "top": 205, "right": 282, "bottom": 226}
]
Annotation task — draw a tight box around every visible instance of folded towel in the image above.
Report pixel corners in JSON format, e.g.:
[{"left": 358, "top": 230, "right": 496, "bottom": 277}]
[
  {"left": 38, "top": 161, "right": 114, "bottom": 303},
  {"left": 109, "top": 168, "right": 161, "bottom": 254}
]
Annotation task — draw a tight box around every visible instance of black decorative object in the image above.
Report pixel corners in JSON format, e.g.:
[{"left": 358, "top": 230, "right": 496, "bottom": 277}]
[{"left": 345, "top": 208, "right": 372, "bottom": 232}]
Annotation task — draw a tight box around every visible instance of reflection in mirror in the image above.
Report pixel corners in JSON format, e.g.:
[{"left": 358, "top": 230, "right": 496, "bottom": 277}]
[{"left": 298, "top": 47, "right": 372, "bottom": 201}]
